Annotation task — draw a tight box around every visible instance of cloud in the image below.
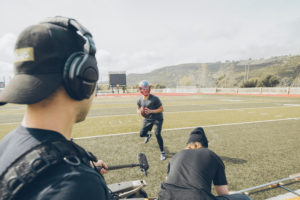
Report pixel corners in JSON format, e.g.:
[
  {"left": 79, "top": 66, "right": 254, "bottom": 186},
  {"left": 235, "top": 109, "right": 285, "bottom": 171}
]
[
  {"left": 0, "top": 34, "right": 15, "bottom": 80},
  {"left": 97, "top": 49, "right": 165, "bottom": 74},
  {"left": 2, "top": 0, "right": 300, "bottom": 81},
  {"left": 0, "top": 61, "right": 13, "bottom": 83},
  {"left": 0, "top": 33, "right": 16, "bottom": 63}
]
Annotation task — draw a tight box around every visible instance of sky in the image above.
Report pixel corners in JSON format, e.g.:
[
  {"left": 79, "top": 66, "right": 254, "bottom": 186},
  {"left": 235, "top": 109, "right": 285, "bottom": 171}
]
[{"left": 1, "top": 0, "right": 300, "bottom": 82}]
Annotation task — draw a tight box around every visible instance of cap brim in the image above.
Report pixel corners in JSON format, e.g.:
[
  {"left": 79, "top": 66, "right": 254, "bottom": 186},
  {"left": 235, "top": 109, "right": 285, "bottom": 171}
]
[{"left": 0, "top": 73, "right": 62, "bottom": 105}]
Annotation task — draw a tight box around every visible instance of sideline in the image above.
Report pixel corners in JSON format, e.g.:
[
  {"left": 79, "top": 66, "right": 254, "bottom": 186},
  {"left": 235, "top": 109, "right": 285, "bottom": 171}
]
[
  {"left": 87, "top": 104, "right": 300, "bottom": 119},
  {"left": 73, "top": 117, "right": 300, "bottom": 140},
  {"left": 96, "top": 92, "right": 300, "bottom": 98},
  {"left": 1, "top": 104, "right": 299, "bottom": 125}
]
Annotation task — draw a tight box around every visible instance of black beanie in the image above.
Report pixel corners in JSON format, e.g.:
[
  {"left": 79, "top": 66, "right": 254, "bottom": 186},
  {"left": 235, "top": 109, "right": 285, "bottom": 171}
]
[{"left": 186, "top": 127, "right": 208, "bottom": 147}]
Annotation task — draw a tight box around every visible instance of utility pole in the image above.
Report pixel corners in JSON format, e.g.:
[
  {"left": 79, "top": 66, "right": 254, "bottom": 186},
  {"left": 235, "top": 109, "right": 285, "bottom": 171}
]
[
  {"left": 247, "top": 64, "right": 250, "bottom": 80},
  {"left": 244, "top": 65, "right": 247, "bottom": 81}
]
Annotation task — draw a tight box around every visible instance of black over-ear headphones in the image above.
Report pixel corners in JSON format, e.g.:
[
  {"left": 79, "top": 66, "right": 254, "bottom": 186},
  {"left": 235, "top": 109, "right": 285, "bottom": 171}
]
[{"left": 42, "top": 16, "right": 99, "bottom": 100}]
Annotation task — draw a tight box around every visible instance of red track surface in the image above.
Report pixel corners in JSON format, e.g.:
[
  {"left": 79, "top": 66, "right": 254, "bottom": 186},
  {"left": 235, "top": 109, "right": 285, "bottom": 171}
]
[{"left": 96, "top": 92, "right": 300, "bottom": 97}]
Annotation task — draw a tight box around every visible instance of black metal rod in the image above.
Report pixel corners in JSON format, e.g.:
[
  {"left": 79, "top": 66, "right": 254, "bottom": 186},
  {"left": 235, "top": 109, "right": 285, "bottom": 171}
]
[
  {"left": 108, "top": 164, "right": 140, "bottom": 170},
  {"left": 96, "top": 164, "right": 140, "bottom": 171},
  {"left": 278, "top": 185, "right": 300, "bottom": 196},
  {"left": 232, "top": 174, "right": 300, "bottom": 194}
]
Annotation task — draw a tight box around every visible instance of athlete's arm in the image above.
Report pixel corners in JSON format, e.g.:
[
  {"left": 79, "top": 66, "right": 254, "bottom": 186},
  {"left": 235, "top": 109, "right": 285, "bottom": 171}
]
[
  {"left": 137, "top": 107, "right": 145, "bottom": 115},
  {"left": 145, "top": 105, "right": 163, "bottom": 114},
  {"left": 215, "top": 185, "right": 229, "bottom": 196}
]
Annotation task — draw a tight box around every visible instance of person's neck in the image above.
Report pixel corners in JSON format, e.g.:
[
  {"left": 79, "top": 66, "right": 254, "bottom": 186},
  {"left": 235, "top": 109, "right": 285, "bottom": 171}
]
[
  {"left": 143, "top": 94, "right": 150, "bottom": 99},
  {"left": 185, "top": 142, "right": 204, "bottom": 149},
  {"left": 22, "top": 100, "right": 75, "bottom": 140}
]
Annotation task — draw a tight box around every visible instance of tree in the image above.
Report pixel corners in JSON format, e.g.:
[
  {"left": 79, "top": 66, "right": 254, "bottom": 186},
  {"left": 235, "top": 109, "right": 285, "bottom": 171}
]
[
  {"left": 216, "top": 74, "right": 228, "bottom": 88},
  {"left": 258, "top": 75, "right": 280, "bottom": 87},
  {"left": 279, "top": 77, "right": 293, "bottom": 87},
  {"left": 241, "top": 78, "right": 258, "bottom": 88},
  {"left": 154, "top": 84, "right": 166, "bottom": 89}
]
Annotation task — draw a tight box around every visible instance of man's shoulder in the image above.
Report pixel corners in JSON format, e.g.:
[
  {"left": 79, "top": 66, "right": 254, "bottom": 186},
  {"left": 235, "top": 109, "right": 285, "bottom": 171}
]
[
  {"left": 50, "top": 164, "right": 109, "bottom": 197},
  {"left": 0, "top": 126, "right": 68, "bottom": 169},
  {"left": 137, "top": 95, "right": 143, "bottom": 102},
  {"left": 18, "top": 163, "right": 109, "bottom": 199},
  {"left": 54, "top": 162, "right": 105, "bottom": 183},
  {"left": 172, "top": 149, "right": 192, "bottom": 160},
  {"left": 197, "top": 148, "right": 225, "bottom": 165},
  {"left": 179, "top": 148, "right": 221, "bottom": 160},
  {"left": 197, "top": 148, "right": 220, "bottom": 157},
  {"left": 0, "top": 126, "right": 36, "bottom": 174},
  {"left": 149, "top": 93, "right": 158, "bottom": 98},
  {"left": 149, "top": 94, "right": 161, "bottom": 102}
]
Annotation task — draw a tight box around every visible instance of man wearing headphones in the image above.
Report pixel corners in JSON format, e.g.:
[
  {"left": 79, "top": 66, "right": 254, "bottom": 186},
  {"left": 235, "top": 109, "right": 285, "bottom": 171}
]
[
  {"left": 137, "top": 80, "right": 166, "bottom": 161},
  {"left": 0, "top": 17, "right": 110, "bottom": 199}
]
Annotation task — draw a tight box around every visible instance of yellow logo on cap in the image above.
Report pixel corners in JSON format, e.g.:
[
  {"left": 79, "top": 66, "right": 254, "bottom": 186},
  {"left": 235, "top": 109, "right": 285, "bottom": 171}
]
[{"left": 14, "top": 47, "right": 34, "bottom": 63}]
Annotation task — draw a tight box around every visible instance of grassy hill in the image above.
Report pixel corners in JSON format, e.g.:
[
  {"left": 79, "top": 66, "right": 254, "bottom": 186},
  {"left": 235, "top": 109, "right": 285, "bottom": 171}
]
[{"left": 127, "top": 55, "right": 300, "bottom": 88}]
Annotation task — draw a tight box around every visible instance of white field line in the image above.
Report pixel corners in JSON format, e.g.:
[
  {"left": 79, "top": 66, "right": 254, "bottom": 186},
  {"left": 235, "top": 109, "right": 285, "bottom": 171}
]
[
  {"left": 1, "top": 105, "right": 299, "bottom": 126},
  {"left": 0, "top": 122, "right": 19, "bottom": 125},
  {"left": 0, "top": 107, "right": 26, "bottom": 111},
  {"left": 73, "top": 117, "right": 300, "bottom": 140},
  {"left": 87, "top": 104, "right": 300, "bottom": 119},
  {"left": 266, "top": 189, "right": 300, "bottom": 200}
]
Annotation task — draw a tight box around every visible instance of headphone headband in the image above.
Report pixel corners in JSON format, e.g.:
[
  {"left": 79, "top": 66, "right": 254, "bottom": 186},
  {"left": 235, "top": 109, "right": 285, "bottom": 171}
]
[{"left": 41, "top": 16, "right": 96, "bottom": 56}]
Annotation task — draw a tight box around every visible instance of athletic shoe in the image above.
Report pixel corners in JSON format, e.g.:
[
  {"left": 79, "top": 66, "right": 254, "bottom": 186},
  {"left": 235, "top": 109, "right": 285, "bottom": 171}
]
[
  {"left": 144, "top": 133, "right": 152, "bottom": 143},
  {"left": 160, "top": 152, "right": 166, "bottom": 161}
]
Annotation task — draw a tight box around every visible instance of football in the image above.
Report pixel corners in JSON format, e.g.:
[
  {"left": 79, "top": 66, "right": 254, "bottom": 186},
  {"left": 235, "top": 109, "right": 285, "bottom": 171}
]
[{"left": 141, "top": 107, "right": 148, "bottom": 118}]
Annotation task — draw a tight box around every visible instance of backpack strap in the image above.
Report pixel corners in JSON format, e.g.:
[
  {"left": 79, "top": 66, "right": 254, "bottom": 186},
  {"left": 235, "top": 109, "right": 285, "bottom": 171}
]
[{"left": 0, "top": 139, "right": 98, "bottom": 200}]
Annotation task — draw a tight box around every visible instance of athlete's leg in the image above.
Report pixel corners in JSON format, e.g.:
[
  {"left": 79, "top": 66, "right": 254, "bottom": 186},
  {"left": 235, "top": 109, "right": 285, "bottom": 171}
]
[
  {"left": 140, "top": 120, "right": 153, "bottom": 137},
  {"left": 154, "top": 119, "right": 164, "bottom": 152}
]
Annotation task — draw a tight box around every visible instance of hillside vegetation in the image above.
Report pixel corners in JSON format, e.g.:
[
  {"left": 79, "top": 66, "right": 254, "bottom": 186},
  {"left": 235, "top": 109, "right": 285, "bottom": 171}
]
[{"left": 127, "top": 55, "right": 300, "bottom": 88}]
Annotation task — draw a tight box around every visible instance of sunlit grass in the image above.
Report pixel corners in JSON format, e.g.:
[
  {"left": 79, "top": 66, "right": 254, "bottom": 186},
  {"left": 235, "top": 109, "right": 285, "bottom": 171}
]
[{"left": 1, "top": 94, "right": 300, "bottom": 199}]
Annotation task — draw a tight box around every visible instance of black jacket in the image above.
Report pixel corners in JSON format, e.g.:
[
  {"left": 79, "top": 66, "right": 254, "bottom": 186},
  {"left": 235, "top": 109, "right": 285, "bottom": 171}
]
[{"left": 0, "top": 125, "right": 110, "bottom": 200}]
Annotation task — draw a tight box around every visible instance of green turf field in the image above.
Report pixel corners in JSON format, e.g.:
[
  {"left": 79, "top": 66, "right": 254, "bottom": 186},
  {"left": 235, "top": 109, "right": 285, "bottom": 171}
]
[{"left": 0, "top": 94, "right": 300, "bottom": 199}]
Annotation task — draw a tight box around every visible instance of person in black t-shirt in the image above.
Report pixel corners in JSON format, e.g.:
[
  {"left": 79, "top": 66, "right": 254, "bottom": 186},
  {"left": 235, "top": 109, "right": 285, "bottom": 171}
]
[
  {"left": 0, "top": 16, "right": 110, "bottom": 200},
  {"left": 158, "top": 127, "right": 252, "bottom": 200},
  {"left": 137, "top": 80, "right": 166, "bottom": 161}
]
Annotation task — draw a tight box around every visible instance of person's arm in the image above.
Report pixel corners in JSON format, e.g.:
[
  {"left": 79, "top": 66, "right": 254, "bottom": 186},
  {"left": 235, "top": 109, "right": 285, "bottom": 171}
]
[
  {"left": 144, "top": 105, "right": 163, "bottom": 114},
  {"left": 215, "top": 185, "right": 229, "bottom": 196},
  {"left": 144, "top": 95, "right": 163, "bottom": 114},
  {"left": 137, "top": 107, "right": 143, "bottom": 114},
  {"left": 213, "top": 155, "right": 228, "bottom": 196},
  {"left": 93, "top": 160, "right": 108, "bottom": 175},
  {"left": 137, "top": 99, "right": 143, "bottom": 115},
  {"left": 165, "top": 162, "right": 170, "bottom": 180}
]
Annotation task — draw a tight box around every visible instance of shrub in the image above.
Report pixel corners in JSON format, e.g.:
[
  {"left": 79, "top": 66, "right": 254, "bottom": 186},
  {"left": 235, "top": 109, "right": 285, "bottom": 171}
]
[
  {"left": 241, "top": 79, "right": 258, "bottom": 88},
  {"left": 258, "top": 74, "right": 280, "bottom": 87}
]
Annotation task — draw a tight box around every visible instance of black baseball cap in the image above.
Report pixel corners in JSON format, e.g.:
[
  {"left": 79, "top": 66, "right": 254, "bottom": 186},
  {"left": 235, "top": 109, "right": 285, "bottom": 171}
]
[
  {"left": 0, "top": 19, "right": 85, "bottom": 105},
  {"left": 186, "top": 127, "right": 209, "bottom": 147}
]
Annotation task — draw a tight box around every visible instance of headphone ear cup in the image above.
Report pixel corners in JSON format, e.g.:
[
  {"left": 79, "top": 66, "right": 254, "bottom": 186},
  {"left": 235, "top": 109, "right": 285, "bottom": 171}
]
[
  {"left": 63, "top": 52, "right": 98, "bottom": 100},
  {"left": 63, "top": 52, "right": 83, "bottom": 100}
]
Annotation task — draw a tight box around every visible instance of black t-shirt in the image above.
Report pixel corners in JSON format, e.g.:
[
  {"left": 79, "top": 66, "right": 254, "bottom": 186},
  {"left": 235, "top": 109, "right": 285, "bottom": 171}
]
[
  {"left": 166, "top": 148, "right": 227, "bottom": 195},
  {"left": 137, "top": 94, "right": 163, "bottom": 120},
  {"left": 0, "top": 126, "right": 110, "bottom": 200}
]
